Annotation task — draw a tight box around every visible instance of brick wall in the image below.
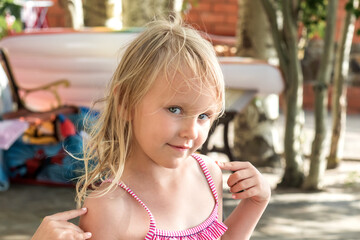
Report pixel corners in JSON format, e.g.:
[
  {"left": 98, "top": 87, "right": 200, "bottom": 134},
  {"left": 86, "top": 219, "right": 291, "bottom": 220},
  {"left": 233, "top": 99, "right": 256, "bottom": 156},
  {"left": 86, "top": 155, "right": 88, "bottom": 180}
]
[
  {"left": 301, "top": 83, "right": 360, "bottom": 114},
  {"left": 46, "top": 0, "right": 65, "bottom": 27},
  {"left": 338, "top": 0, "right": 360, "bottom": 44},
  {"left": 184, "top": 0, "right": 238, "bottom": 36},
  {"left": 337, "top": 0, "right": 360, "bottom": 43},
  {"left": 46, "top": 0, "right": 239, "bottom": 36},
  {"left": 42, "top": 0, "right": 360, "bottom": 114},
  {"left": 47, "top": 0, "right": 357, "bottom": 40}
]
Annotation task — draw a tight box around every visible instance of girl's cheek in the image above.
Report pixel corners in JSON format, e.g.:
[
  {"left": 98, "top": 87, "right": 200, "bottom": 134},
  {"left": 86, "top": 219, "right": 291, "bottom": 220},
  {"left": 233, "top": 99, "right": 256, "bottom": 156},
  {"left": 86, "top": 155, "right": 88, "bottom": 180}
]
[{"left": 199, "top": 127, "right": 210, "bottom": 142}]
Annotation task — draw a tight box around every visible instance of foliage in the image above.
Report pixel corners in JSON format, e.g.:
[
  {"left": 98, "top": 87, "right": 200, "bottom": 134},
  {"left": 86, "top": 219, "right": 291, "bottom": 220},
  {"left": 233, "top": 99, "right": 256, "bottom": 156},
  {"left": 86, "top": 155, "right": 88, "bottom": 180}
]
[
  {"left": 0, "top": 0, "right": 22, "bottom": 39},
  {"left": 346, "top": 0, "right": 360, "bottom": 16},
  {"left": 345, "top": 0, "right": 360, "bottom": 35},
  {"left": 300, "top": 0, "right": 327, "bottom": 38}
]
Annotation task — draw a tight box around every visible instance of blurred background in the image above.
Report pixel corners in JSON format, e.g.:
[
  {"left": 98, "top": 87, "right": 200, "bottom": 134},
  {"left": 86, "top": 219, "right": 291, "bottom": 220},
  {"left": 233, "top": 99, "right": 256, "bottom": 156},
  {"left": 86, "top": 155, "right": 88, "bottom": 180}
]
[{"left": 0, "top": 0, "right": 359, "bottom": 239}]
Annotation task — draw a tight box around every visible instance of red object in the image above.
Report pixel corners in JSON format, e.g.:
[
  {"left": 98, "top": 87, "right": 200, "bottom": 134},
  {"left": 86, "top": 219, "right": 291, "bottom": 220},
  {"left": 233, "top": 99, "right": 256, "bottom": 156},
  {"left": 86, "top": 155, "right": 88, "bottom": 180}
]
[
  {"left": 60, "top": 118, "right": 76, "bottom": 138},
  {"left": 25, "top": 149, "right": 46, "bottom": 178}
]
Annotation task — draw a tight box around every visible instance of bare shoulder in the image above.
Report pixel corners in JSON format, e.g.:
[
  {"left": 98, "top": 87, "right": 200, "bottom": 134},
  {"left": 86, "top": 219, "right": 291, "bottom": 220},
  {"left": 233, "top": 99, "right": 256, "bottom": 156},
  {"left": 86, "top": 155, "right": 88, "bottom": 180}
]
[
  {"left": 195, "top": 154, "right": 225, "bottom": 221},
  {"left": 196, "top": 154, "right": 223, "bottom": 185},
  {"left": 80, "top": 183, "right": 149, "bottom": 240}
]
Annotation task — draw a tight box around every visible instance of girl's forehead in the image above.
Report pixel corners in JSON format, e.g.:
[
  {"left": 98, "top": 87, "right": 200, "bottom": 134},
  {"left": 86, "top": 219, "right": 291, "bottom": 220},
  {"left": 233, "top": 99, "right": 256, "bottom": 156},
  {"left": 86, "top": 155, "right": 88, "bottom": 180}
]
[
  {"left": 141, "top": 72, "right": 220, "bottom": 112},
  {"left": 151, "top": 72, "right": 215, "bottom": 99}
]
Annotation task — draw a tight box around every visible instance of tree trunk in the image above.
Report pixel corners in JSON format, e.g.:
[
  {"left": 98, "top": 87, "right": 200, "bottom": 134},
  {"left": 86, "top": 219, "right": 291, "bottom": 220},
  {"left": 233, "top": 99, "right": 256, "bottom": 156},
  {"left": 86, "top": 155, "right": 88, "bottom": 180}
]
[
  {"left": 233, "top": 0, "right": 281, "bottom": 168},
  {"left": 83, "top": 0, "right": 121, "bottom": 28},
  {"left": 236, "top": 0, "right": 275, "bottom": 59},
  {"left": 328, "top": 0, "right": 356, "bottom": 169},
  {"left": 122, "top": 0, "right": 175, "bottom": 28},
  {"left": 260, "top": 0, "right": 306, "bottom": 188},
  {"left": 279, "top": 1, "right": 306, "bottom": 188},
  {"left": 303, "top": 0, "right": 338, "bottom": 190},
  {"left": 59, "top": 0, "right": 84, "bottom": 29}
]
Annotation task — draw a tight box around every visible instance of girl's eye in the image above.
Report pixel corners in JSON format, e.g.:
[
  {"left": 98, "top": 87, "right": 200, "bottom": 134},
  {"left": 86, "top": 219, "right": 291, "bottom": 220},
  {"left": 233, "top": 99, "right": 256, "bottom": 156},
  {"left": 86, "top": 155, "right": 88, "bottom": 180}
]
[
  {"left": 168, "top": 107, "right": 181, "bottom": 114},
  {"left": 198, "top": 113, "right": 210, "bottom": 120}
]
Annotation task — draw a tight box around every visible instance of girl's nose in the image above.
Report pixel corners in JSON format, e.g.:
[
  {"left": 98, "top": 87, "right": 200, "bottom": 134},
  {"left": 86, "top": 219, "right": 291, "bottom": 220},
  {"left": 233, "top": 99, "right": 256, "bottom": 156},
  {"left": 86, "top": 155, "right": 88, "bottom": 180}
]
[{"left": 179, "top": 118, "right": 198, "bottom": 140}]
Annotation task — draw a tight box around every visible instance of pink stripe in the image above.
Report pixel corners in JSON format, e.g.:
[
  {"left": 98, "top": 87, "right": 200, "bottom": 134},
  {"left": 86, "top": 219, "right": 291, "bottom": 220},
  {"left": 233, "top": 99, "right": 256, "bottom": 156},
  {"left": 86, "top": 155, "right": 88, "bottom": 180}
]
[
  {"left": 105, "top": 154, "right": 227, "bottom": 239},
  {"left": 104, "top": 180, "right": 157, "bottom": 237}
]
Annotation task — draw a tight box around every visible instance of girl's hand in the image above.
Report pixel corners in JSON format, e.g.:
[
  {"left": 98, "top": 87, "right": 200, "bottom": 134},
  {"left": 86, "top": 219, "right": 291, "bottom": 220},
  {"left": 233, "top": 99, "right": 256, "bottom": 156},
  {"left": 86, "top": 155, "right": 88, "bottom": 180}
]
[
  {"left": 32, "top": 208, "right": 92, "bottom": 240},
  {"left": 216, "top": 161, "right": 271, "bottom": 204}
]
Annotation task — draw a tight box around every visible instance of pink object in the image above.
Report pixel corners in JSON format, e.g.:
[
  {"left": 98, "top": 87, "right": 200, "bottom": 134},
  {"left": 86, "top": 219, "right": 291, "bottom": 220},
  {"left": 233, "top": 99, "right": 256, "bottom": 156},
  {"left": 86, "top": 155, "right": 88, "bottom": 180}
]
[
  {"left": 105, "top": 154, "right": 227, "bottom": 239},
  {"left": 0, "top": 119, "right": 29, "bottom": 150}
]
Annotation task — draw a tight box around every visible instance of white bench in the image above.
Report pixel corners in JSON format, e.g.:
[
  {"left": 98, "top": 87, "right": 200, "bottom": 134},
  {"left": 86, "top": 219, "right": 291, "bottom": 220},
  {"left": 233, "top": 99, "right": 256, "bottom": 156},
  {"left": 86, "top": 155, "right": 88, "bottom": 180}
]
[{"left": 0, "top": 30, "right": 284, "bottom": 160}]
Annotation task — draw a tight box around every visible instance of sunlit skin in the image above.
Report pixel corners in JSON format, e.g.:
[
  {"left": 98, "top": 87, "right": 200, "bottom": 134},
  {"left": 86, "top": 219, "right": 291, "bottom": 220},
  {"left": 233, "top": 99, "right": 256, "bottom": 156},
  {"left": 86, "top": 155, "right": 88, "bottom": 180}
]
[
  {"left": 77, "top": 73, "right": 225, "bottom": 239},
  {"left": 31, "top": 72, "right": 271, "bottom": 239},
  {"left": 77, "top": 72, "right": 270, "bottom": 239},
  {"left": 128, "top": 72, "right": 219, "bottom": 170},
  {"left": 31, "top": 21, "right": 271, "bottom": 240},
  {"left": 31, "top": 70, "right": 271, "bottom": 239},
  {"left": 120, "top": 72, "right": 221, "bottom": 230}
]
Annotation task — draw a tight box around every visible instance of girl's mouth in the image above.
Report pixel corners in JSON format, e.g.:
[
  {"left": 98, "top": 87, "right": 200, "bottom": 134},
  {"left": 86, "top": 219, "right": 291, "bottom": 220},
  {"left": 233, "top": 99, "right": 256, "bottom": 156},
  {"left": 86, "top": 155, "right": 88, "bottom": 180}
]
[{"left": 168, "top": 144, "right": 192, "bottom": 151}]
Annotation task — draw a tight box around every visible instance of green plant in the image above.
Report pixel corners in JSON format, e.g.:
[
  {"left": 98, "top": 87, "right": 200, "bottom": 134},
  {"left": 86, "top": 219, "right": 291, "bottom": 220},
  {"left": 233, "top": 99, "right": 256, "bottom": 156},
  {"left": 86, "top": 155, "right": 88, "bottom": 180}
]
[{"left": 0, "top": 0, "right": 22, "bottom": 39}]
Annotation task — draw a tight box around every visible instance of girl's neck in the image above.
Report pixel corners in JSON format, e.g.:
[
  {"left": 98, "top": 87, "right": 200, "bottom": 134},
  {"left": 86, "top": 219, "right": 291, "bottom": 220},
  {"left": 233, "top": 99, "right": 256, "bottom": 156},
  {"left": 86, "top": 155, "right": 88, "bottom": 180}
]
[{"left": 122, "top": 154, "right": 192, "bottom": 188}]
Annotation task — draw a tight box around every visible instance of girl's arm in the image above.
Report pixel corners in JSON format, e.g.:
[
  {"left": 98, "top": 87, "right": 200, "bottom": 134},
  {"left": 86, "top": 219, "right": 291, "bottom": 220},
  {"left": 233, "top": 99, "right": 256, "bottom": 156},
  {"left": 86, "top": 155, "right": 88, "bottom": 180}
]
[{"left": 217, "top": 161, "right": 271, "bottom": 240}]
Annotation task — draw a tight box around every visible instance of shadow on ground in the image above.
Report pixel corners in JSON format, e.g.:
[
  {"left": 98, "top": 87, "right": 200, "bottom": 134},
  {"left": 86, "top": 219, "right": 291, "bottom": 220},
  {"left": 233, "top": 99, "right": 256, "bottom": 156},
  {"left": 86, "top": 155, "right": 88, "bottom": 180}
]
[{"left": 0, "top": 161, "right": 359, "bottom": 240}]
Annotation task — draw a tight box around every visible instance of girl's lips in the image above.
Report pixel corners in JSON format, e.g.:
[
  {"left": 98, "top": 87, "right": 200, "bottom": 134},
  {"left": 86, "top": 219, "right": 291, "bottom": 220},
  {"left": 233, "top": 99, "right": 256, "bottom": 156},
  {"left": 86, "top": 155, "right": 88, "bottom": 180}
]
[{"left": 167, "top": 144, "right": 192, "bottom": 150}]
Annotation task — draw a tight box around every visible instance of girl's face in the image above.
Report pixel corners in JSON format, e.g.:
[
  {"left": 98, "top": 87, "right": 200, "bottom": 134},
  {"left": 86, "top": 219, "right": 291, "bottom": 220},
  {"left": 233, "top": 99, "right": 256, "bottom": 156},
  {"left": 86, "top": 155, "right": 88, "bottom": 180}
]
[{"left": 130, "top": 72, "right": 219, "bottom": 169}]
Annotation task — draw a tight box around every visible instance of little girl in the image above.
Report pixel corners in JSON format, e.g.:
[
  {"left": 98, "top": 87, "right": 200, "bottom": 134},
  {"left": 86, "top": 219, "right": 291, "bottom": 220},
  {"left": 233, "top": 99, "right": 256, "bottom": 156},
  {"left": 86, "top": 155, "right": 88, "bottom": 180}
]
[{"left": 42, "top": 17, "right": 270, "bottom": 240}]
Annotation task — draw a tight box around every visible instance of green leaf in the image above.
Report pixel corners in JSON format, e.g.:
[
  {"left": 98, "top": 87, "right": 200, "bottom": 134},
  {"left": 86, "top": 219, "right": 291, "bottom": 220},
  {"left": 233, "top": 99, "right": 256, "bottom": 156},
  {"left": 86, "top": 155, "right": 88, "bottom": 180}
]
[
  {"left": 354, "top": 9, "right": 360, "bottom": 18},
  {"left": 0, "top": 0, "right": 22, "bottom": 39},
  {"left": 345, "top": 1, "right": 354, "bottom": 11}
]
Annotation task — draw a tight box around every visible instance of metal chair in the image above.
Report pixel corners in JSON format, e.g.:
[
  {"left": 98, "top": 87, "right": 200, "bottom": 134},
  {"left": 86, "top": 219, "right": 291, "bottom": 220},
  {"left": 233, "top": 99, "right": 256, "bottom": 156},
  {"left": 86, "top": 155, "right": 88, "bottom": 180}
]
[
  {"left": 0, "top": 48, "right": 79, "bottom": 121},
  {"left": 200, "top": 57, "right": 285, "bottom": 162}
]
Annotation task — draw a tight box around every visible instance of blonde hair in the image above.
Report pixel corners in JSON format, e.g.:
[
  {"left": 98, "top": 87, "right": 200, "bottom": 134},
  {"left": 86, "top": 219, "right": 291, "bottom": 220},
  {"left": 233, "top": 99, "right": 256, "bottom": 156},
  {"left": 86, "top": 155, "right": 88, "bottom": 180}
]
[{"left": 76, "top": 17, "right": 225, "bottom": 206}]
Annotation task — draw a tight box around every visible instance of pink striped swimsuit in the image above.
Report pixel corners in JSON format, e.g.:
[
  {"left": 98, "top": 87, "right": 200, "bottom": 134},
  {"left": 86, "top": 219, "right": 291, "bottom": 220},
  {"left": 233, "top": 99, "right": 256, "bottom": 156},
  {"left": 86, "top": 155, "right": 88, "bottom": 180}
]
[{"left": 110, "top": 154, "right": 227, "bottom": 240}]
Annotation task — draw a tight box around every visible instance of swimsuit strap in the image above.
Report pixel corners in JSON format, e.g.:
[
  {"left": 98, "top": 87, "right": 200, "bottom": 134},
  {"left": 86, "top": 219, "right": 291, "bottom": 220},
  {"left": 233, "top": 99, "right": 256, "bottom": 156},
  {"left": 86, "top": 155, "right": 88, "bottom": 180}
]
[
  {"left": 191, "top": 154, "right": 219, "bottom": 203},
  {"left": 104, "top": 154, "right": 220, "bottom": 239},
  {"left": 103, "top": 179, "right": 157, "bottom": 237}
]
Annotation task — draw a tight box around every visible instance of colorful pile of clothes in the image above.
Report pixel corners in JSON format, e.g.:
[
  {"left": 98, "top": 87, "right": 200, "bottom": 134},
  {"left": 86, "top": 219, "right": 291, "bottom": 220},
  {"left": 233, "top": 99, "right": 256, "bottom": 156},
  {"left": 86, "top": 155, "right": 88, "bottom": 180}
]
[{"left": 0, "top": 107, "right": 97, "bottom": 191}]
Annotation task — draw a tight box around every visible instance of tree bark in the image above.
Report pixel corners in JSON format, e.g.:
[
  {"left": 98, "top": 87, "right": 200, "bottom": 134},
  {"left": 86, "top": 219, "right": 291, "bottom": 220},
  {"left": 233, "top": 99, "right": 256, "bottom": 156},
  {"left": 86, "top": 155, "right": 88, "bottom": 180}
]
[
  {"left": 328, "top": 0, "right": 356, "bottom": 169},
  {"left": 59, "top": 0, "right": 84, "bottom": 29},
  {"left": 279, "top": 0, "right": 306, "bottom": 187},
  {"left": 303, "top": 0, "right": 338, "bottom": 190},
  {"left": 261, "top": 0, "right": 306, "bottom": 188},
  {"left": 122, "top": 0, "right": 175, "bottom": 28},
  {"left": 83, "top": 0, "right": 121, "bottom": 28},
  {"left": 236, "top": 0, "right": 275, "bottom": 59},
  {"left": 234, "top": 0, "right": 281, "bottom": 168}
]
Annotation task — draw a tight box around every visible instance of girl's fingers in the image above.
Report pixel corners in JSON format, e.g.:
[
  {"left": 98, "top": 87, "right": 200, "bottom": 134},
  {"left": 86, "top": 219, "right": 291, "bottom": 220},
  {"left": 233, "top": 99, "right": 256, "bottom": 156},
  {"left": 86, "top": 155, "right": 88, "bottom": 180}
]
[
  {"left": 231, "top": 186, "right": 258, "bottom": 199},
  {"left": 216, "top": 161, "right": 250, "bottom": 172},
  {"left": 83, "top": 232, "right": 92, "bottom": 239},
  {"left": 229, "top": 178, "right": 256, "bottom": 194},
  {"left": 72, "top": 231, "right": 92, "bottom": 240},
  {"left": 49, "top": 208, "right": 88, "bottom": 221},
  {"left": 227, "top": 169, "right": 254, "bottom": 187},
  {"left": 217, "top": 160, "right": 271, "bottom": 202},
  {"left": 60, "top": 221, "right": 87, "bottom": 233},
  {"left": 57, "top": 228, "right": 92, "bottom": 240},
  {"left": 32, "top": 209, "right": 92, "bottom": 240}
]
